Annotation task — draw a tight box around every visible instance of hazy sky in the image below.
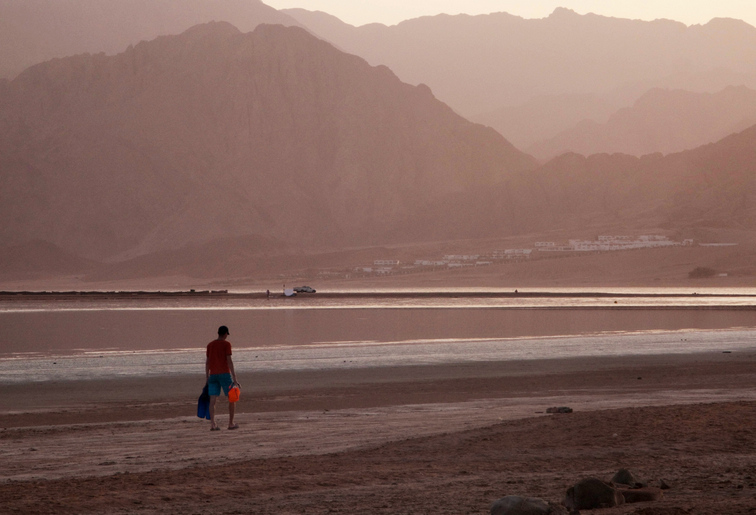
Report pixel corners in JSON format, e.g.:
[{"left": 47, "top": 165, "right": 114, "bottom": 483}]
[{"left": 264, "top": 0, "right": 756, "bottom": 28}]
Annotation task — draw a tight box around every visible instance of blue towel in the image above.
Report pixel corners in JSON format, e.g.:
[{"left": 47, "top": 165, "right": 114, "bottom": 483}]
[{"left": 197, "top": 384, "right": 211, "bottom": 420}]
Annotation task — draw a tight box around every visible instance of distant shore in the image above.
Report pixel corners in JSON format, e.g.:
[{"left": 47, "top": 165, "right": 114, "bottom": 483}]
[{"left": 2, "top": 289, "right": 756, "bottom": 299}]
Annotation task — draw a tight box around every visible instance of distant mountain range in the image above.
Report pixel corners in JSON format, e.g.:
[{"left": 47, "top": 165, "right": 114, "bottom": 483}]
[
  {"left": 0, "top": 0, "right": 300, "bottom": 80},
  {"left": 60, "top": 121, "right": 756, "bottom": 282},
  {"left": 1, "top": 9, "right": 755, "bottom": 282},
  {"left": 5, "top": 3, "right": 756, "bottom": 157},
  {"left": 285, "top": 7, "right": 756, "bottom": 150},
  {"left": 528, "top": 86, "right": 756, "bottom": 160},
  {"left": 408, "top": 123, "right": 756, "bottom": 247},
  {"left": 0, "top": 22, "right": 536, "bottom": 264},
  {"left": 541, "top": 125, "right": 756, "bottom": 231}
]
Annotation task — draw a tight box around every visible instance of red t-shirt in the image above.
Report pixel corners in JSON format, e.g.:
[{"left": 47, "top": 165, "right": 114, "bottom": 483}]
[{"left": 206, "top": 339, "right": 232, "bottom": 375}]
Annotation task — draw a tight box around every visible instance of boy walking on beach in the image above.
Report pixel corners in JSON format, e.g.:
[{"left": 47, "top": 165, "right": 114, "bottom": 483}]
[{"left": 205, "top": 325, "right": 240, "bottom": 430}]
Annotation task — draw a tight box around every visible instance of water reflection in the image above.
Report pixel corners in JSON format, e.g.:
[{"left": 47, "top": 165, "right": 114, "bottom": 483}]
[{"left": 1, "top": 303, "right": 754, "bottom": 356}]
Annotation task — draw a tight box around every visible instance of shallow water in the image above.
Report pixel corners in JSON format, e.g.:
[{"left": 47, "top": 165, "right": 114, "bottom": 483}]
[
  {"left": 0, "top": 328, "right": 753, "bottom": 384},
  {"left": 1, "top": 289, "right": 754, "bottom": 383}
]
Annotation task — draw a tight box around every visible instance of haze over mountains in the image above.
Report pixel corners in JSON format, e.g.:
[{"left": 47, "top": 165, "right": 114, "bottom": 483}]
[
  {"left": 412, "top": 124, "right": 756, "bottom": 244},
  {"left": 0, "top": 3, "right": 755, "bottom": 284},
  {"left": 4, "top": 2, "right": 756, "bottom": 156},
  {"left": 0, "top": 0, "right": 299, "bottom": 80},
  {"left": 0, "top": 22, "right": 534, "bottom": 264},
  {"left": 529, "top": 86, "right": 756, "bottom": 160},
  {"left": 285, "top": 7, "right": 756, "bottom": 155}
]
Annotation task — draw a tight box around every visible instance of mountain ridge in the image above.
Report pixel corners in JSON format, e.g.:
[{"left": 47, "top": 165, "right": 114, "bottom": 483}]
[
  {"left": 0, "top": 22, "right": 536, "bottom": 262},
  {"left": 285, "top": 7, "right": 756, "bottom": 150},
  {"left": 0, "top": 0, "right": 301, "bottom": 79},
  {"left": 527, "top": 86, "right": 756, "bottom": 159},
  {"left": 2, "top": 15, "right": 755, "bottom": 284}
]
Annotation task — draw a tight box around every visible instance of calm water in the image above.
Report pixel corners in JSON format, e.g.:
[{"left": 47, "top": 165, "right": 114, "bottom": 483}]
[{"left": 1, "top": 288, "right": 754, "bottom": 383}]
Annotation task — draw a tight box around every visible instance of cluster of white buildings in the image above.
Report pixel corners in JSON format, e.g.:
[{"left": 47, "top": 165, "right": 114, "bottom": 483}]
[
  {"left": 536, "top": 235, "right": 693, "bottom": 252},
  {"left": 492, "top": 249, "right": 533, "bottom": 259},
  {"left": 351, "top": 235, "right": 694, "bottom": 276},
  {"left": 355, "top": 250, "right": 532, "bottom": 275}
]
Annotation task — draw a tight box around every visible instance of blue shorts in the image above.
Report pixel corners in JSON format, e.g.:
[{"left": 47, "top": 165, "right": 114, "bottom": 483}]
[{"left": 207, "top": 373, "right": 233, "bottom": 397}]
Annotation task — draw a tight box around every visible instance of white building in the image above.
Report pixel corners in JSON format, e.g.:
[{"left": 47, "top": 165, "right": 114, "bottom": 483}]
[
  {"left": 540, "top": 234, "right": 683, "bottom": 253},
  {"left": 443, "top": 255, "right": 479, "bottom": 261},
  {"left": 493, "top": 249, "right": 532, "bottom": 259},
  {"left": 415, "top": 260, "right": 448, "bottom": 266},
  {"left": 537, "top": 245, "right": 574, "bottom": 252}
]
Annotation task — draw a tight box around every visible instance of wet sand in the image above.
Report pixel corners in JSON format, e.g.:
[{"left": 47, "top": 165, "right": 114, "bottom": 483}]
[{"left": 2, "top": 349, "right": 756, "bottom": 513}]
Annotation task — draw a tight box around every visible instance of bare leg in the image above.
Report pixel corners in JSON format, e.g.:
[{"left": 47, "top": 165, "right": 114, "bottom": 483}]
[
  {"left": 228, "top": 401, "right": 237, "bottom": 429},
  {"left": 209, "top": 396, "right": 218, "bottom": 429}
]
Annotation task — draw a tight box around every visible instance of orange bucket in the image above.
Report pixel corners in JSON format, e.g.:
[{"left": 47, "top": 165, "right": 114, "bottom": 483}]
[{"left": 228, "top": 386, "right": 240, "bottom": 403}]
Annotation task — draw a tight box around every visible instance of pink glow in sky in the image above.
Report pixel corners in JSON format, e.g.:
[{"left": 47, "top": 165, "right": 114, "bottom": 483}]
[{"left": 264, "top": 0, "right": 756, "bottom": 28}]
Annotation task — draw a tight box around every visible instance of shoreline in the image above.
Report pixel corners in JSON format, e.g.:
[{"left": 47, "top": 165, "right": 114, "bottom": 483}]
[{"left": 2, "top": 349, "right": 754, "bottom": 424}]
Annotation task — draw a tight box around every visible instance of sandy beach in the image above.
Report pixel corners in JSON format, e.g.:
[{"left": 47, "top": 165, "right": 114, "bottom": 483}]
[
  {"left": 2, "top": 347, "right": 756, "bottom": 514},
  {"left": 3, "top": 3, "right": 756, "bottom": 514}
]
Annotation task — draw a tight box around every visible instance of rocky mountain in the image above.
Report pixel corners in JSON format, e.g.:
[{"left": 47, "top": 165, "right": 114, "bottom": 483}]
[
  {"left": 285, "top": 8, "right": 756, "bottom": 147},
  {"left": 426, "top": 117, "right": 756, "bottom": 247},
  {"left": 528, "top": 86, "right": 756, "bottom": 160},
  {"left": 14, "top": 122, "right": 754, "bottom": 283},
  {"left": 0, "top": 0, "right": 300, "bottom": 80},
  {"left": 0, "top": 22, "right": 537, "bottom": 264},
  {"left": 659, "top": 124, "right": 756, "bottom": 230},
  {"left": 463, "top": 124, "right": 756, "bottom": 238}
]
